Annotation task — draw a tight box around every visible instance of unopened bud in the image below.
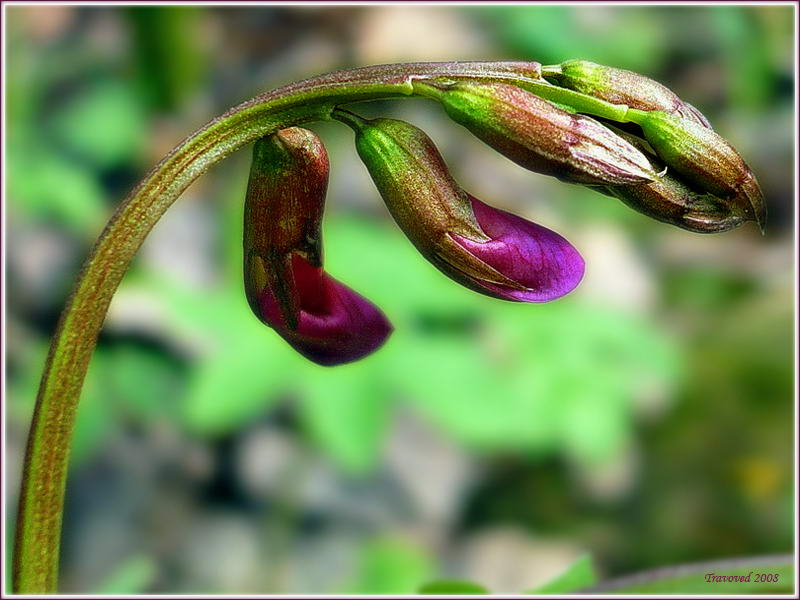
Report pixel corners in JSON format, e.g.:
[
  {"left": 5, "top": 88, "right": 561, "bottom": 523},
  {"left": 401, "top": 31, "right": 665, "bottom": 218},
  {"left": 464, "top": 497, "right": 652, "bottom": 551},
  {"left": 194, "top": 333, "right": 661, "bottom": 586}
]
[
  {"left": 636, "top": 111, "right": 766, "bottom": 231},
  {"left": 336, "top": 112, "right": 584, "bottom": 302},
  {"left": 606, "top": 175, "right": 746, "bottom": 234},
  {"left": 417, "top": 81, "right": 658, "bottom": 186},
  {"left": 549, "top": 60, "right": 712, "bottom": 128},
  {"left": 244, "top": 128, "right": 392, "bottom": 365}
]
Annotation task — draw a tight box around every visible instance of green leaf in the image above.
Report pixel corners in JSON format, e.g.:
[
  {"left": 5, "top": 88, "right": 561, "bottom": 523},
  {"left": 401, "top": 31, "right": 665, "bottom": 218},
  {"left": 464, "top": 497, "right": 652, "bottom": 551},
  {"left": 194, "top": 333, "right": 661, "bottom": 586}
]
[
  {"left": 131, "top": 273, "right": 303, "bottom": 437},
  {"left": 104, "top": 345, "right": 184, "bottom": 421},
  {"left": 50, "top": 80, "right": 146, "bottom": 168},
  {"left": 94, "top": 555, "right": 157, "bottom": 594},
  {"left": 324, "top": 216, "right": 486, "bottom": 317},
  {"left": 182, "top": 330, "right": 292, "bottom": 436},
  {"left": 126, "top": 7, "right": 207, "bottom": 110},
  {"left": 8, "top": 150, "right": 106, "bottom": 235},
  {"left": 475, "top": 6, "right": 665, "bottom": 71},
  {"left": 180, "top": 294, "right": 300, "bottom": 437},
  {"left": 346, "top": 538, "right": 433, "bottom": 595},
  {"left": 419, "top": 580, "right": 489, "bottom": 594},
  {"left": 528, "top": 554, "right": 596, "bottom": 594},
  {"left": 388, "top": 298, "right": 680, "bottom": 464},
  {"left": 298, "top": 366, "right": 391, "bottom": 474}
]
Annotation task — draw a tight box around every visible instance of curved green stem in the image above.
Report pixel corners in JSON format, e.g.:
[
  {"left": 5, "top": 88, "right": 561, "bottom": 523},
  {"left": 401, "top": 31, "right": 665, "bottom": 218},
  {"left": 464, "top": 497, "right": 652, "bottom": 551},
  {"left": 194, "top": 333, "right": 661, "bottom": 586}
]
[{"left": 12, "top": 60, "right": 631, "bottom": 593}]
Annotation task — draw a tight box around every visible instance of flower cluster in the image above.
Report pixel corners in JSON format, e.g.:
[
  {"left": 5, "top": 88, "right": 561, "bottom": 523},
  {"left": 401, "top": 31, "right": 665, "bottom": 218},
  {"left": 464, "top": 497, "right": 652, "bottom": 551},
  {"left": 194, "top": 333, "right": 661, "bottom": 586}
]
[{"left": 243, "top": 60, "right": 764, "bottom": 366}]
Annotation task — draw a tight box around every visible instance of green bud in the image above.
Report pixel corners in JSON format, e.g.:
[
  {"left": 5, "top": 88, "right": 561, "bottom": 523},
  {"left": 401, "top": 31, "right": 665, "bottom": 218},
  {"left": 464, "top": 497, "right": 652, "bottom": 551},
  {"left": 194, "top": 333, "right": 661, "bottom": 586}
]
[
  {"left": 417, "top": 81, "right": 659, "bottom": 186},
  {"left": 636, "top": 111, "right": 766, "bottom": 231},
  {"left": 549, "top": 59, "right": 711, "bottom": 127}
]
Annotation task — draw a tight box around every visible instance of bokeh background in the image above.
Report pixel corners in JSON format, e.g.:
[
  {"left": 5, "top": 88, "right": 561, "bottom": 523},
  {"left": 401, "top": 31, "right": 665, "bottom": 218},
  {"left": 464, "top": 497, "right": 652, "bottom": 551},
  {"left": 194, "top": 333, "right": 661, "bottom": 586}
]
[{"left": 5, "top": 4, "right": 795, "bottom": 594}]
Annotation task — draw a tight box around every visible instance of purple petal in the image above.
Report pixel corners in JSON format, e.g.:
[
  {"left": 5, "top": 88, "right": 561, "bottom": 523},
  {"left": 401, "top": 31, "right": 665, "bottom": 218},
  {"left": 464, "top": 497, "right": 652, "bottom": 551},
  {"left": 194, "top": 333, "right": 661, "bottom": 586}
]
[
  {"left": 451, "top": 197, "right": 585, "bottom": 302},
  {"left": 257, "top": 254, "right": 392, "bottom": 366}
]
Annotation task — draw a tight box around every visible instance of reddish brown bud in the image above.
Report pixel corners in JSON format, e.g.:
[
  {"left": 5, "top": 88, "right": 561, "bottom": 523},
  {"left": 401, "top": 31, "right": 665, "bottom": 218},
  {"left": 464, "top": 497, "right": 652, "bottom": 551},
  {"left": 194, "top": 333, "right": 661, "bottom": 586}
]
[
  {"left": 606, "top": 174, "right": 746, "bottom": 234},
  {"left": 419, "top": 81, "right": 659, "bottom": 186},
  {"left": 244, "top": 128, "right": 392, "bottom": 365}
]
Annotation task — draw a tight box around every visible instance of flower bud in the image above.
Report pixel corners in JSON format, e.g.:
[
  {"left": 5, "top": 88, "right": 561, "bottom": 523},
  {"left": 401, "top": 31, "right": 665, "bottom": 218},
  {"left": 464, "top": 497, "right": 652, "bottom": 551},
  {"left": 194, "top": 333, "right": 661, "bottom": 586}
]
[
  {"left": 338, "top": 113, "right": 585, "bottom": 302},
  {"left": 549, "top": 59, "right": 712, "bottom": 127},
  {"left": 419, "top": 81, "right": 659, "bottom": 186},
  {"left": 606, "top": 175, "right": 746, "bottom": 234},
  {"left": 596, "top": 126, "right": 746, "bottom": 233},
  {"left": 244, "top": 128, "right": 392, "bottom": 366},
  {"left": 636, "top": 111, "right": 766, "bottom": 231}
]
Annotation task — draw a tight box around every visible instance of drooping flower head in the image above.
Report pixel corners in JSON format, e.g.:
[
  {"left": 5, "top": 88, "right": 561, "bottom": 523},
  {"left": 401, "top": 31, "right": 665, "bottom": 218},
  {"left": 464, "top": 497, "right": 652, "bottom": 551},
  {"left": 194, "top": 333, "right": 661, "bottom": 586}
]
[
  {"left": 244, "top": 127, "right": 392, "bottom": 366},
  {"left": 335, "top": 111, "right": 585, "bottom": 302},
  {"left": 533, "top": 59, "right": 765, "bottom": 233}
]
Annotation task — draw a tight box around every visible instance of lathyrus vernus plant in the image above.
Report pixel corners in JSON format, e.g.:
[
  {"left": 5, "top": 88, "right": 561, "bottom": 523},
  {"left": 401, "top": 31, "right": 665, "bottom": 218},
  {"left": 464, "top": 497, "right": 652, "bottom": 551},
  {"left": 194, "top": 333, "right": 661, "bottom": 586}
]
[{"left": 13, "top": 60, "right": 765, "bottom": 593}]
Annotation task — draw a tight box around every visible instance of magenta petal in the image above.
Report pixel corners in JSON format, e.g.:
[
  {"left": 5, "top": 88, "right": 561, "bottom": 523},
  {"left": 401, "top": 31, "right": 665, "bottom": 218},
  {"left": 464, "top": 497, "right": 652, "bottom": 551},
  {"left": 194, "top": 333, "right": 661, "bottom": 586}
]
[
  {"left": 451, "top": 197, "right": 585, "bottom": 302},
  {"left": 257, "top": 254, "right": 392, "bottom": 366}
]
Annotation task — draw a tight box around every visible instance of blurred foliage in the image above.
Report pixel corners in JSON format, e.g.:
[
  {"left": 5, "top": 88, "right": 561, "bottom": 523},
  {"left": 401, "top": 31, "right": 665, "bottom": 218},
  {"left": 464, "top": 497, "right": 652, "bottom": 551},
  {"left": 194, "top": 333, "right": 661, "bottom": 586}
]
[
  {"left": 57, "top": 215, "right": 681, "bottom": 476},
  {"left": 5, "top": 4, "right": 794, "bottom": 595},
  {"left": 527, "top": 554, "right": 596, "bottom": 594},
  {"left": 93, "top": 555, "right": 157, "bottom": 595},
  {"left": 419, "top": 579, "right": 488, "bottom": 594},
  {"left": 125, "top": 7, "right": 207, "bottom": 111},
  {"left": 345, "top": 538, "right": 433, "bottom": 595},
  {"left": 475, "top": 6, "right": 668, "bottom": 71}
]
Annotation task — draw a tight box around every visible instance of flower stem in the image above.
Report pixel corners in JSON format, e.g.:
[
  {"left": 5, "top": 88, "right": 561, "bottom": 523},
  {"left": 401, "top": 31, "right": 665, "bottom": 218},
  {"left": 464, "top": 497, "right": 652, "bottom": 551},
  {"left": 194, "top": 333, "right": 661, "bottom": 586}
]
[
  {"left": 11, "top": 60, "right": 571, "bottom": 594},
  {"left": 329, "top": 107, "right": 371, "bottom": 131}
]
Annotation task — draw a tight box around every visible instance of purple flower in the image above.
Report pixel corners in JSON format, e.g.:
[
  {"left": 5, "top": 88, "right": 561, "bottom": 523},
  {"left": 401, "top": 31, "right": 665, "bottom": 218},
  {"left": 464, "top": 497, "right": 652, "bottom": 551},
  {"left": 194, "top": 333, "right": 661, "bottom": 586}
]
[
  {"left": 449, "top": 196, "right": 585, "bottom": 302},
  {"left": 252, "top": 253, "right": 392, "bottom": 366},
  {"left": 244, "top": 127, "right": 392, "bottom": 366}
]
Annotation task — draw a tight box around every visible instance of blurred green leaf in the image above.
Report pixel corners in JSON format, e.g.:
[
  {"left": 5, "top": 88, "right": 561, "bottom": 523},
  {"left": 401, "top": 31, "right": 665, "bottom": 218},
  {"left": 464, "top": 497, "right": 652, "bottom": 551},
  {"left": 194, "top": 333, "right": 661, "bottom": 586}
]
[
  {"left": 346, "top": 538, "right": 433, "bottom": 595},
  {"left": 390, "top": 298, "right": 680, "bottom": 464},
  {"left": 126, "top": 7, "right": 207, "bottom": 110},
  {"left": 94, "top": 555, "right": 157, "bottom": 594},
  {"left": 419, "top": 580, "right": 488, "bottom": 594},
  {"left": 182, "top": 328, "right": 293, "bottom": 437},
  {"left": 299, "top": 367, "right": 392, "bottom": 474},
  {"left": 712, "top": 8, "right": 774, "bottom": 109},
  {"left": 104, "top": 344, "right": 184, "bottom": 421},
  {"left": 528, "top": 554, "right": 596, "bottom": 594},
  {"left": 69, "top": 344, "right": 187, "bottom": 464},
  {"left": 142, "top": 277, "right": 299, "bottom": 437},
  {"left": 664, "top": 266, "right": 757, "bottom": 310},
  {"left": 50, "top": 80, "right": 146, "bottom": 168},
  {"left": 324, "top": 216, "right": 484, "bottom": 317},
  {"left": 8, "top": 149, "right": 106, "bottom": 235},
  {"left": 474, "top": 6, "right": 665, "bottom": 71}
]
